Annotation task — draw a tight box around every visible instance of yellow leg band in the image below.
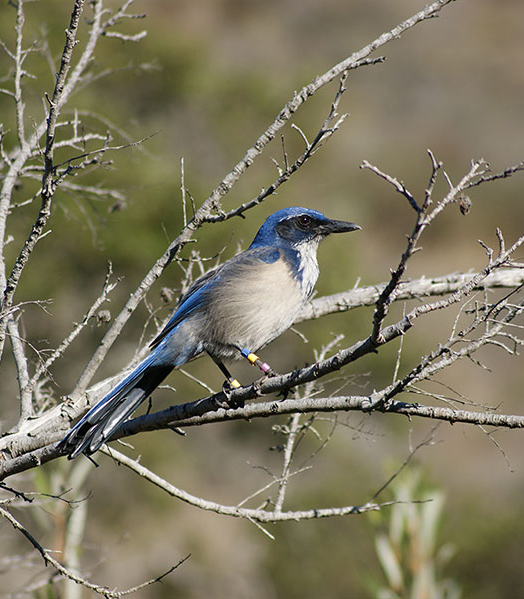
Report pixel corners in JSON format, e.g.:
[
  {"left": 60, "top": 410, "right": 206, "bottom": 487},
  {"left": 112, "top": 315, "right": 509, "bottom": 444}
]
[
  {"left": 247, "top": 353, "right": 259, "bottom": 366},
  {"left": 230, "top": 379, "right": 241, "bottom": 389}
]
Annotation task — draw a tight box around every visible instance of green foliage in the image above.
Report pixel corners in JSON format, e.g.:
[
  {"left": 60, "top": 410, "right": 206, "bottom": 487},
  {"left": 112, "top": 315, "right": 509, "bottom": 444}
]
[{"left": 369, "top": 467, "right": 461, "bottom": 599}]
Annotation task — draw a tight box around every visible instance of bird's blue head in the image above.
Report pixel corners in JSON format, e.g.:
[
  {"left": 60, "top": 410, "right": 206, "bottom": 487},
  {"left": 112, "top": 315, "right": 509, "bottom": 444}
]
[{"left": 250, "top": 207, "right": 361, "bottom": 249}]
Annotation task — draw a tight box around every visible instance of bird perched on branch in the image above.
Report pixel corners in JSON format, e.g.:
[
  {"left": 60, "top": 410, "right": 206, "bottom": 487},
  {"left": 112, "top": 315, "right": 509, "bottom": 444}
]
[{"left": 58, "top": 207, "right": 360, "bottom": 458}]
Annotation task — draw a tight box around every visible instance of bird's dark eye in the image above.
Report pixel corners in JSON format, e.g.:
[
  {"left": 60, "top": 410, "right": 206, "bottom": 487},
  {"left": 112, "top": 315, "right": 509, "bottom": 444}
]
[{"left": 295, "top": 215, "right": 313, "bottom": 229}]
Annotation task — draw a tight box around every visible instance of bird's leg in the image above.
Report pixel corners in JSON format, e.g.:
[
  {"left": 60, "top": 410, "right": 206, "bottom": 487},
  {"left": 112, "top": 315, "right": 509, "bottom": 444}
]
[
  {"left": 209, "top": 355, "right": 244, "bottom": 408},
  {"left": 212, "top": 357, "right": 242, "bottom": 390},
  {"left": 146, "top": 396, "right": 153, "bottom": 415},
  {"left": 239, "top": 347, "right": 277, "bottom": 376},
  {"left": 236, "top": 347, "right": 295, "bottom": 398}
]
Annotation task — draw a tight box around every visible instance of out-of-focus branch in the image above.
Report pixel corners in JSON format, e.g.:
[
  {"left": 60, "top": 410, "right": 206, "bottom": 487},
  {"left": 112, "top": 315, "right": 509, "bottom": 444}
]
[
  {"left": 0, "top": 501, "right": 185, "bottom": 597},
  {"left": 0, "top": 0, "right": 86, "bottom": 362}
]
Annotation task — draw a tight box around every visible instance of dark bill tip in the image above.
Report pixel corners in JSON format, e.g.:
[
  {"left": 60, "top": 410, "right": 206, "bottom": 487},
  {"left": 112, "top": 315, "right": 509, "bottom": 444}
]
[{"left": 322, "top": 219, "right": 361, "bottom": 234}]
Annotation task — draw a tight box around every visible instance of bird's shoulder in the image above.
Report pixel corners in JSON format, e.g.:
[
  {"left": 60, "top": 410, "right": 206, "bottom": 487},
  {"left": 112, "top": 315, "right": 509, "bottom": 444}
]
[{"left": 183, "top": 246, "right": 289, "bottom": 299}]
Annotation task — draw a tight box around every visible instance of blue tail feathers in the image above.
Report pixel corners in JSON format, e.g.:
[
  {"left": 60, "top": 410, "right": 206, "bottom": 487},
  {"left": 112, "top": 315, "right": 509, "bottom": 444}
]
[{"left": 57, "top": 354, "right": 173, "bottom": 458}]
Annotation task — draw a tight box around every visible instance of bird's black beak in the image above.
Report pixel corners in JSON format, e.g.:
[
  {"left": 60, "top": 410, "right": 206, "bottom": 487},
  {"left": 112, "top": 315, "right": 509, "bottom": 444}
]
[{"left": 319, "top": 219, "right": 361, "bottom": 235}]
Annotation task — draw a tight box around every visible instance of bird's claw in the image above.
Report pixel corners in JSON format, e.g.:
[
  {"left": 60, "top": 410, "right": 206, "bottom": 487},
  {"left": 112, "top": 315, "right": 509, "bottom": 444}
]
[
  {"left": 256, "top": 368, "right": 293, "bottom": 399},
  {"left": 214, "top": 379, "right": 245, "bottom": 409}
]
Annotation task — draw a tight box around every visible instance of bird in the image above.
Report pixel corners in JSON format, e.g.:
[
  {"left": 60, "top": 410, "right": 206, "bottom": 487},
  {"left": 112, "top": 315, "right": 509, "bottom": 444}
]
[{"left": 57, "top": 206, "right": 360, "bottom": 458}]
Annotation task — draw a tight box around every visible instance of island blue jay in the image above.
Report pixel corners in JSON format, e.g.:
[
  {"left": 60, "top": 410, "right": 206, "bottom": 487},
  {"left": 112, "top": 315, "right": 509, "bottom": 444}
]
[{"left": 58, "top": 207, "right": 360, "bottom": 458}]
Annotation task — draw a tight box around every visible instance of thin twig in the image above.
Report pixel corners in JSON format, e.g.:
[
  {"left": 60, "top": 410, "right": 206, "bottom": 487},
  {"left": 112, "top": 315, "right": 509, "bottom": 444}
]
[
  {"left": 0, "top": 504, "right": 184, "bottom": 598},
  {"left": 102, "top": 446, "right": 394, "bottom": 522}
]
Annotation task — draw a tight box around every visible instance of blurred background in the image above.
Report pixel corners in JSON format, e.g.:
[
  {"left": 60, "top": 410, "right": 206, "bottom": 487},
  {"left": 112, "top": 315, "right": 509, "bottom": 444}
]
[{"left": 1, "top": 0, "right": 524, "bottom": 597}]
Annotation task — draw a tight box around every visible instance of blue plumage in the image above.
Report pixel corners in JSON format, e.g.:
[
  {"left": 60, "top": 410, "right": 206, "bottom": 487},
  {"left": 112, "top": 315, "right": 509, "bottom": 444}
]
[{"left": 57, "top": 207, "right": 360, "bottom": 458}]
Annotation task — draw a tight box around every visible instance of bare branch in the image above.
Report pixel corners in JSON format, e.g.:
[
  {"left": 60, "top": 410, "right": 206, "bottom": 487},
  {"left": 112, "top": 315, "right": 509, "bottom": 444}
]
[
  {"left": 203, "top": 67, "right": 362, "bottom": 223},
  {"left": 29, "top": 264, "right": 119, "bottom": 387},
  {"left": 199, "top": 0, "right": 456, "bottom": 219},
  {"left": 298, "top": 268, "right": 524, "bottom": 323},
  {"left": 102, "top": 446, "right": 395, "bottom": 522},
  {"left": 43, "top": 1, "right": 457, "bottom": 406},
  {"left": 5, "top": 384, "right": 524, "bottom": 483},
  {"left": 0, "top": 0, "right": 86, "bottom": 362},
  {"left": 1, "top": 258, "right": 523, "bottom": 476},
  {"left": 0, "top": 500, "right": 187, "bottom": 596},
  {"left": 360, "top": 160, "right": 419, "bottom": 213},
  {"left": 14, "top": 0, "right": 27, "bottom": 148},
  {"left": 8, "top": 317, "right": 31, "bottom": 421},
  {"left": 465, "top": 160, "right": 524, "bottom": 189},
  {"left": 274, "top": 414, "right": 302, "bottom": 513}
]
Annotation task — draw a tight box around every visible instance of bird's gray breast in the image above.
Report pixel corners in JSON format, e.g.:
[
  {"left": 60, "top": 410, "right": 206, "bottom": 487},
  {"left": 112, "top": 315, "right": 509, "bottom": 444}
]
[{"left": 200, "top": 254, "right": 307, "bottom": 356}]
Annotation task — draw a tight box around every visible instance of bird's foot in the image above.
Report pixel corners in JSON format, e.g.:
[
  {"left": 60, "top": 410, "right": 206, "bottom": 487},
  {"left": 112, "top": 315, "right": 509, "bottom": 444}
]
[
  {"left": 249, "top": 362, "right": 292, "bottom": 399},
  {"left": 214, "top": 378, "right": 245, "bottom": 409},
  {"left": 250, "top": 364, "right": 293, "bottom": 398},
  {"left": 223, "top": 377, "right": 241, "bottom": 394}
]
